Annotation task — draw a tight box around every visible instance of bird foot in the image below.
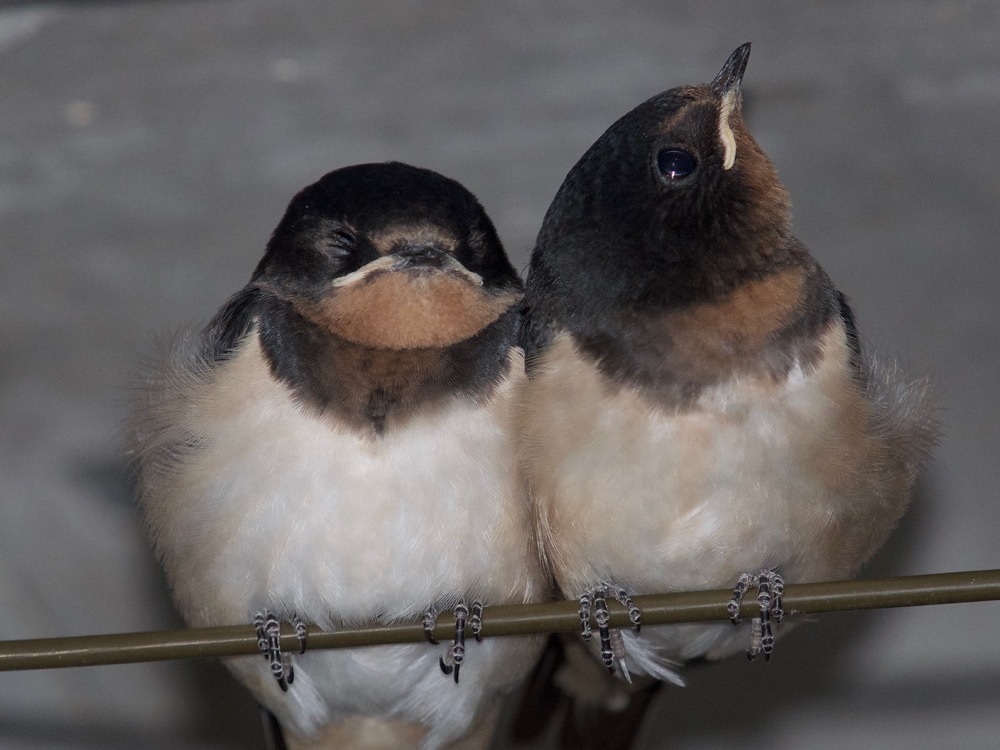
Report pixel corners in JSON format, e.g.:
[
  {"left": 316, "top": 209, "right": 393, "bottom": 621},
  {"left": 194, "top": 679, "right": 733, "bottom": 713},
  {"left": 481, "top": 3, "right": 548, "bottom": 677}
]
[
  {"left": 427, "top": 599, "right": 483, "bottom": 684},
  {"left": 422, "top": 605, "right": 440, "bottom": 645},
  {"left": 726, "top": 569, "right": 784, "bottom": 660},
  {"left": 253, "top": 609, "right": 308, "bottom": 692},
  {"left": 579, "top": 584, "right": 641, "bottom": 681}
]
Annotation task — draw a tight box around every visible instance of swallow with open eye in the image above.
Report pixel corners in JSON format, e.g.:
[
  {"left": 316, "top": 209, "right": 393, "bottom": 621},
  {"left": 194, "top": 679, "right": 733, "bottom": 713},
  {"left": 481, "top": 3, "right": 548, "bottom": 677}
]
[
  {"left": 515, "top": 43, "right": 937, "bottom": 745},
  {"left": 131, "top": 162, "right": 547, "bottom": 750}
]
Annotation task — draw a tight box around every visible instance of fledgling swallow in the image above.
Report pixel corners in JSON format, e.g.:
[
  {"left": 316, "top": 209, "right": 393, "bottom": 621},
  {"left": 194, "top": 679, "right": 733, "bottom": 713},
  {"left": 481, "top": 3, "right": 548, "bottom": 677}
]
[
  {"left": 130, "top": 162, "right": 546, "bottom": 749},
  {"left": 517, "top": 42, "right": 936, "bottom": 703}
]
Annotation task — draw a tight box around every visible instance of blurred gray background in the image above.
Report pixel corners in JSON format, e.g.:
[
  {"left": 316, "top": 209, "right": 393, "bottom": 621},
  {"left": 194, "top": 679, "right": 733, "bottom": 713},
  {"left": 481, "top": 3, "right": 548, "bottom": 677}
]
[{"left": 2, "top": 1, "right": 998, "bottom": 748}]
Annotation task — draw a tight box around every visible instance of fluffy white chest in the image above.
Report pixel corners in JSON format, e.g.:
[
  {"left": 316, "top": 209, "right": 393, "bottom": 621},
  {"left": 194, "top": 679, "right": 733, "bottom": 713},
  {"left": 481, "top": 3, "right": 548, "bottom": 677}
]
[
  {"left": 143, "top": 336, "right": 535, "bottom": 628},
  {"left": 522, "top": 327, "right": 878, "bottom": 597},
  {"left": 138, "top": 335, "right": 543, "bottom": 747}
]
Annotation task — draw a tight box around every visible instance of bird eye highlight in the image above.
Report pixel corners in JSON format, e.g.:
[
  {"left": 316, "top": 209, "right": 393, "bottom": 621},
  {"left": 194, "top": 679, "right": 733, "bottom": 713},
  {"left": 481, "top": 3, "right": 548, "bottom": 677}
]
[{"left": 656, "top": 149, "right": 696, "bottom": 180}]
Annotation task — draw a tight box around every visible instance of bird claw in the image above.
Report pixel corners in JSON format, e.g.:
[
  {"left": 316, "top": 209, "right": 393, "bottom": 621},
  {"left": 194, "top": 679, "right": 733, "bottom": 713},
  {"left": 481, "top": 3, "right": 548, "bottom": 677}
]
[
  {"left": 579, "top": 584, "right": 641, "bottom": 680},
  {"left": 578, "top": 591, "right": 593, "bottom": 641},
  {"left": 254, "top": 609, "right": 308, "bottom": 691},
  {"left": 291, "top": 613, "right": 308, "bottom": 654},
  {"left": 615, "top": 586, "right": 642, "bottom": 633},
  {"left": 470, "top": 600, "right": 484, "bottom": 643},
  {"left": 727, "top": 569, "right": 784, "bottom": 660},
  {"left": 435, "top": 599, "right": 483, "bottom": 684},
  {"left": 423, "top": 606, "right": 440, "bottom": 645}
]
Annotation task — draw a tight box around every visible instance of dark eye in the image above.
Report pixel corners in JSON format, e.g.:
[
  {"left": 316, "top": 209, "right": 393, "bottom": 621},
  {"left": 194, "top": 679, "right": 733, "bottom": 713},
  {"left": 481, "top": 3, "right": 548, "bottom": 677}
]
[
  {"left": 329, "top": 226, "right": 356, "bottom": 247},
  {"left": 319, "top": 224, "right": 356, "bottom": 257},
  {"left": 656, "top": 149, "right": 696, "bottom": 180}
]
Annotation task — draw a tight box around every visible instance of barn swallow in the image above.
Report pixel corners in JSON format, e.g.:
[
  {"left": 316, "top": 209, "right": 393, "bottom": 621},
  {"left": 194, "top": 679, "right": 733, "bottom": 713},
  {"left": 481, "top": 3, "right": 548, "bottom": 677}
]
[
  {"left": 131, "top": 162, "right": 546, "bottom": 749},
  {"left": 518, "top": 42, "right": 936, "bottom": 697}
]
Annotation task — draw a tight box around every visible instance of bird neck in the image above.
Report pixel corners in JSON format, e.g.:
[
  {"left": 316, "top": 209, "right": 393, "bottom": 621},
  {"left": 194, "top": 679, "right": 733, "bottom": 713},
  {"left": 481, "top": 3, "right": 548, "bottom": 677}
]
[
  {"left": 560, "top": 246, "right": 841, "bottom": 406},
  {"left": 257, "top": 297, "right": 516, "bottom": 438}
]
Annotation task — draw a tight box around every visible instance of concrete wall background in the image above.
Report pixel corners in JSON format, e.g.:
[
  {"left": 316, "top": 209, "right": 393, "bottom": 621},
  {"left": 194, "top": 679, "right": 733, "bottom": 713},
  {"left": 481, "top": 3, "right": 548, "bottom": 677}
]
[{"left": 2, "top": 2, "right": 998, "bottom": 747}]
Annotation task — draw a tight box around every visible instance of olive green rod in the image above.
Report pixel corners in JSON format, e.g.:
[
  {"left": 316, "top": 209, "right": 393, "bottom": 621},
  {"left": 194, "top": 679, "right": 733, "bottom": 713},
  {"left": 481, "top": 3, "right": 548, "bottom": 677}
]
[{"left": 2, "top": 569, "right": 998, "bottom": 672}]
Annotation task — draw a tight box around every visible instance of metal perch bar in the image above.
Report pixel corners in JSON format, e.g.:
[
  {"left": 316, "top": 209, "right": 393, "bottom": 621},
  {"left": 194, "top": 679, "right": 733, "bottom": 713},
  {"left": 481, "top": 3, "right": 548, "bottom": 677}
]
[{"left": 2, "top": 569, "right": 998, "bottom": 672}]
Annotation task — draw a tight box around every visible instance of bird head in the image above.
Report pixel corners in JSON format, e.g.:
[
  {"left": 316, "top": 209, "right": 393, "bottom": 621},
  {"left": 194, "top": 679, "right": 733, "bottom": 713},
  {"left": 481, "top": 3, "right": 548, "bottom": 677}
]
[
  {"left": 252, "top": 162, "right": 522, "bottom": 349},
  {"left": 535, "top": 44, "right": 794, "bottom": 311}
]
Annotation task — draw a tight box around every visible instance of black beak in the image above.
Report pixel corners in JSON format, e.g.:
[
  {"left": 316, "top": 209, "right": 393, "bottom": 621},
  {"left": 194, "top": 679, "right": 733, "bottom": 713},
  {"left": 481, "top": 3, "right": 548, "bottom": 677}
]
[
  {"left": 711, "top": 43, "right": 751, "bottom": 96},
  {"left": 392, "top": 243, "right": 450, "bottom": 270}
]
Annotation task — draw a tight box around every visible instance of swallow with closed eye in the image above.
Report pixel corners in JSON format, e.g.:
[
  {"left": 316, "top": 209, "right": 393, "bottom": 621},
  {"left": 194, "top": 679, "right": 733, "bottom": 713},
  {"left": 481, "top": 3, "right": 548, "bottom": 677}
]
[{"left": 132, "top": 161, "right": 547, "bottom": 749}]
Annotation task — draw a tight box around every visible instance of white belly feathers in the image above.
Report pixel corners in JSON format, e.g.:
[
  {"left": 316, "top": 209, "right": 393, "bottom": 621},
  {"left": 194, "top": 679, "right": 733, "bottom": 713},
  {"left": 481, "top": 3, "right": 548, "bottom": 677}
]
[
  {"left": 523, "top": 323, "right": 883, "bottom": 597},
  {"left": 138, "top": 332, "right": 542, "bottom": 743},
  {"left": 143, "top": 333, "right": 536, "bottom": 627}
]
